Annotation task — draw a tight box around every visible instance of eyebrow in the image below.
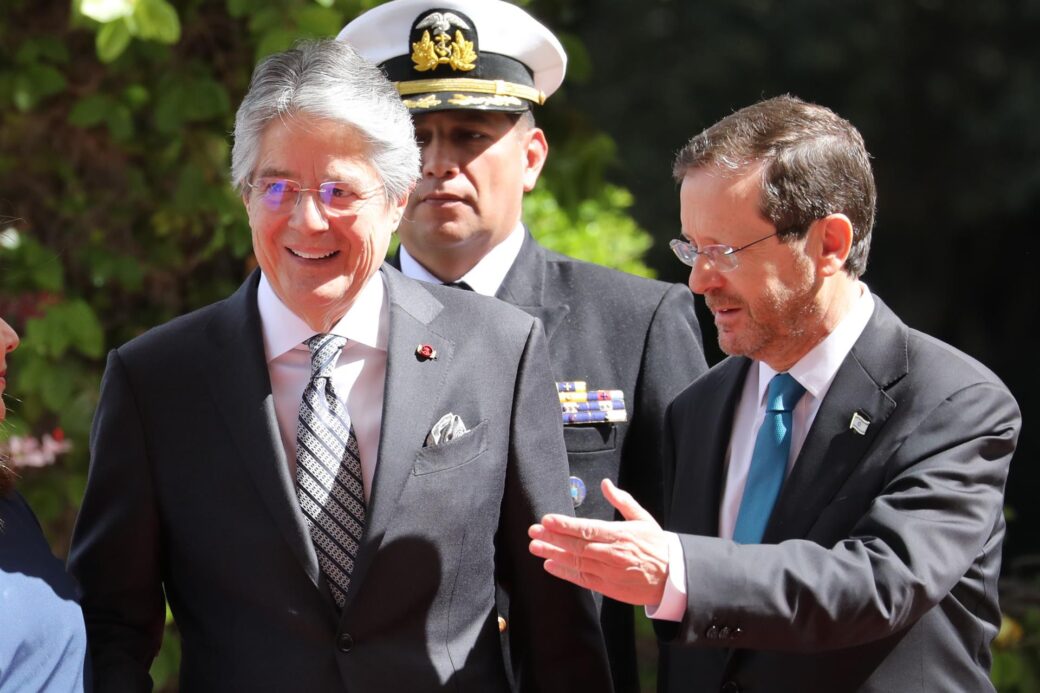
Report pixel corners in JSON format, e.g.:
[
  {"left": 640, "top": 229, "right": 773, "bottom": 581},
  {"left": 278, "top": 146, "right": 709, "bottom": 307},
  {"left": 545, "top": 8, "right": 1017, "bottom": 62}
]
[{"left": 253, "top": 168, "right": 371, "bottom": 188}]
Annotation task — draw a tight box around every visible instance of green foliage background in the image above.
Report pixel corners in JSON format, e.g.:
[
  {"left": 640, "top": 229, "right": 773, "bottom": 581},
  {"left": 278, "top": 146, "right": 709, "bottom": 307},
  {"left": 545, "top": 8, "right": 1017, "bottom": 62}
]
[{"left": 1, "top": 0, "right": 1037, "bottom": 691}]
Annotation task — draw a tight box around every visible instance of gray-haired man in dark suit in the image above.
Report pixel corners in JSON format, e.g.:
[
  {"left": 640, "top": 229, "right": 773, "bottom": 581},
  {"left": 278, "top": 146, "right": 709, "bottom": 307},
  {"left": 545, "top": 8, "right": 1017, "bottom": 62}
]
[{"left": 69, "top": 38, "right": 610, "bottom": 692}]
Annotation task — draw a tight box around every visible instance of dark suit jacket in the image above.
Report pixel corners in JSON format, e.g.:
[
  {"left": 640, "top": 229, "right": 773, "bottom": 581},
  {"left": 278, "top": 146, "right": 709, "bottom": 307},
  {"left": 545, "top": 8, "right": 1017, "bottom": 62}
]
[
  {"left": 656, "top": 296, "right": 1020, "bottom": 693},
  {"left": 397, "top": 232, "right": 707, "bottom": 691},
  {"left": 68, "top": 266, "right": 611, "bottom": 692}
]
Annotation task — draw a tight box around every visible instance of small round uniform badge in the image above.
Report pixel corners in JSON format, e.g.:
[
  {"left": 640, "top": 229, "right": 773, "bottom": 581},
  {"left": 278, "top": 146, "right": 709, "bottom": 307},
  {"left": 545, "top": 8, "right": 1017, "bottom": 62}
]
[
  {"left": 416, "top": 344, "right": 437, "bottom": 361},
  {"left": 568, "top": 476, "right": 586, "bottom": 508}
]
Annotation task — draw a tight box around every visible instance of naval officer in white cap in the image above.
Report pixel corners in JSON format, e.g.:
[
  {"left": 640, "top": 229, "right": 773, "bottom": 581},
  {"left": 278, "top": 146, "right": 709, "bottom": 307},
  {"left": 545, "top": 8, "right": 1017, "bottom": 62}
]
[{"left": 340, "top": 3, "right": 707, "bottom": 690}]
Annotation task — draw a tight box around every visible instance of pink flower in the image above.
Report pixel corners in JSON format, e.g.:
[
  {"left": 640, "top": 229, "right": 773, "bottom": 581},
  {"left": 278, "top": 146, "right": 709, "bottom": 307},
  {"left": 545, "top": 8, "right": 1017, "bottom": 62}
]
[{"left": 0, "top": 432, "right": 72, "bottom": 468}]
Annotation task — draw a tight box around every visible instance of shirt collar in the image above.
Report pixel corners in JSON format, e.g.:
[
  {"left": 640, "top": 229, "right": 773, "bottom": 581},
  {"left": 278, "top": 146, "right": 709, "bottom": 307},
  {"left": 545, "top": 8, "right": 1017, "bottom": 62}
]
[
  {"left": 398, "top": 222, "right": 525, "bottom": 297},
  {"left": 257, "top": 270, "right": 389, "bottom": 362},
  {"left": 756, "top": 283, "right": 875, "bottom": 403}
]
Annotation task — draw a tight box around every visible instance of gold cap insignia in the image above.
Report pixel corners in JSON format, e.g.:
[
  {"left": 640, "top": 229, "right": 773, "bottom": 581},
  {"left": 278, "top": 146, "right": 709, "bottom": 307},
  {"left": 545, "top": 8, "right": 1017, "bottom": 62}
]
[{"left": 410, "top": 11, "right": 477, "bottom": 72}]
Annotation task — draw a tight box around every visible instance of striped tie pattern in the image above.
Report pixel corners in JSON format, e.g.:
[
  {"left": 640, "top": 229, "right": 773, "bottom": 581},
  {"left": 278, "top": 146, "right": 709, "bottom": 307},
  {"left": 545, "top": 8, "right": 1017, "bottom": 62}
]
[{"left": 296, "top": 334, "right": 366, "bottom": 608}]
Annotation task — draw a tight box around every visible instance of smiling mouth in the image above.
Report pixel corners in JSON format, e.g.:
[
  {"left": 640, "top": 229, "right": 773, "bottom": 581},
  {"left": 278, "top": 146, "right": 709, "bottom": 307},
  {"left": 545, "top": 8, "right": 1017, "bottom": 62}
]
[{"left": 288, "top": 248, "right": 339, "bottom": 260}]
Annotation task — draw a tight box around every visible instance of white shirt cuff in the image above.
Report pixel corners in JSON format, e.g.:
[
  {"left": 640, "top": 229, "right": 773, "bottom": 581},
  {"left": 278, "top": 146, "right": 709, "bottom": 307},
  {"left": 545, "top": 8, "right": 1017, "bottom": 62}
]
[{"left": 644, "top": 532, "right": 687, "bottom": 622}]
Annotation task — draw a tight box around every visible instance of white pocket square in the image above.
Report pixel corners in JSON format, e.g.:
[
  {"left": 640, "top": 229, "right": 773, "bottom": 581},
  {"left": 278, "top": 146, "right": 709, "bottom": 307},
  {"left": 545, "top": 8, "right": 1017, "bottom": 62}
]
[{"left": 426, "top": 412, "right": 468, "bottom": 446}]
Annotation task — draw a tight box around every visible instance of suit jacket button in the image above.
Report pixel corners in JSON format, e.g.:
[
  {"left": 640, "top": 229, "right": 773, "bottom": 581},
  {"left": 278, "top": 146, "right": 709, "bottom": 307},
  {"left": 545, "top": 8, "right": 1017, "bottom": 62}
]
[
  {"left": 705, "top": 625, "right": 719, "bottom": 640},
  {"left": 721, "top": 682, "right": 740, "bottom": 693},
  {"left": 337, "top": 633, "right": 354, "bottom": 653},
  {"left": 719, "top": 626, "right": 731, "bottom": 639},
  {"left": 730, "top": 627, "right": 742, "bottom": 640}
]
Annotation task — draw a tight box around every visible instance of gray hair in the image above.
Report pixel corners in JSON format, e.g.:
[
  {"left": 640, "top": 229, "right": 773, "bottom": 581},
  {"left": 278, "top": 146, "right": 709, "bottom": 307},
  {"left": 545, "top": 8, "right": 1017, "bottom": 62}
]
[
  {"left": 231, "top": 39, "right": 420, "bottom": 204},
  {"left": 673, "top": 95, "right": 876, "bottom": 278}
]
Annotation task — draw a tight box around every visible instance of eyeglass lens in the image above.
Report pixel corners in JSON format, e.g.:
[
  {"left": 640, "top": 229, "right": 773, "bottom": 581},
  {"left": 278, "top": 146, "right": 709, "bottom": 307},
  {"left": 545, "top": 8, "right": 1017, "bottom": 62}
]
[{"left": 254, "top": 178, "right": 372, "bottom": 214}]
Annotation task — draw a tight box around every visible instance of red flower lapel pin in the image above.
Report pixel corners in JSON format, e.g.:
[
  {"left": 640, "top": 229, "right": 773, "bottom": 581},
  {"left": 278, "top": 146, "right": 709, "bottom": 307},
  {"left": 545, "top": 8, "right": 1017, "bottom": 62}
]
[{"left": 415, "top": 343, "right": 437, "bottom": 361}]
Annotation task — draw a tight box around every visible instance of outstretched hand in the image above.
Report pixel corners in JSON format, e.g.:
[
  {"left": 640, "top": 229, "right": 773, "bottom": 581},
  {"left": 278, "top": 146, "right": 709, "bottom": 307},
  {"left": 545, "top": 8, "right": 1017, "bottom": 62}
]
[{"left": 528, "top": 479, "right": 670, "bottom": 606}]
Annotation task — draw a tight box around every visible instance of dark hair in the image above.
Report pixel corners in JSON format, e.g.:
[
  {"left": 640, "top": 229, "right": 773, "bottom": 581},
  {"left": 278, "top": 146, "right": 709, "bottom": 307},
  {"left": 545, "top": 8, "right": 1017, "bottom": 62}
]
[{"left": 672, "top": 95, "right": 876, "bottom": 278}]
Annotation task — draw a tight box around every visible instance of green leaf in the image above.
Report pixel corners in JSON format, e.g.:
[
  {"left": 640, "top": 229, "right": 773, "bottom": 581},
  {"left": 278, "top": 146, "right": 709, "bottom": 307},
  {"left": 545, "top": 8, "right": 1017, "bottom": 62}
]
[
  {"left": 150, "top": 620, "right": 181, "bottom": 687},
  {"left": 153, "top": 75, "right": 230, "bottom": 132},
  {"left": 97, "top": 19, "right": 133, "bottom": 63},
  {"left": 247, "top": 7, "right": 284, "bottom": 33},
  {"left": 226, "top": 0, "right": 252, "bottom": 19},
  {"left": 20, "top": 301, "right": 104, "bottom": 363},
  {"left": 134, "top": 0, "right": 181, "bottom": 44},
  {"left": 292, "top": 6, "right": 343, "bottom": 37},
  {"left": 25, "top": 313, "right": 70, "bottom": 360},
  {"left": 123, "top": 84, "right": 150, "bottom": 108},
  {"left": 12, "top": 64, "right": 67, "bottom": 112},
  {"left": 63, "top": 300, "right": 105, "bottom": 359},
  {"left": 255, "top": 28, "right": 298, "bottom": 60},
  {"left": 40, "top": 362, "right": 77, "bottom": 411},
  {"left": 15, "top": 37, "right": 71, "bottom": 66},
  {"left": 27, "top": 252, "right": 65, "bottom": 293},
  {"left": 106, "top": 104, "right": 135, "bottom": 141},
  {"left": 69, "top": 94, "right": 115, "bottom": 128}
]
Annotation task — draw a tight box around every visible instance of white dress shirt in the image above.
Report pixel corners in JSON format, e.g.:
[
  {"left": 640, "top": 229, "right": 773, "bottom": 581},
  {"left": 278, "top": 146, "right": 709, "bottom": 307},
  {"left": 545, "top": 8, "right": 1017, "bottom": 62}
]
[
  {"left": 257, "top": 271, "right": 388, "bottom": 502},
  {"left": 398, "top": 222, "right": 526, "bottom": 296},
  {"left": 649, "top": 284, "right": 875, "bottom": 621}
]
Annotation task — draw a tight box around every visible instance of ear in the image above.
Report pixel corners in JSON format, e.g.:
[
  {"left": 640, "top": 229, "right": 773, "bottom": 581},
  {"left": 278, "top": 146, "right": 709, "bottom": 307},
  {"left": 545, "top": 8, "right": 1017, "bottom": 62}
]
[
  {"left": 521, "top": 127, "right": 548, "bottom": 192},
  {"left": 814, "top": 213, "right": 854, "bottom": 277},
  {"left": 388, "top": 185, "right": 412, "bottom": 228}
]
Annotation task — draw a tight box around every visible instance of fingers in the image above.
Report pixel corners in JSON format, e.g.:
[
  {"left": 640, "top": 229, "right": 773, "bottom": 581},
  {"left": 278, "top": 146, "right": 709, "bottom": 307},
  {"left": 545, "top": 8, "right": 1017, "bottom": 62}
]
[
  {"left": 528, "top": 528, "right": 638, "bottom": 571},
  {"left": 534, "top": 512, "right": 626, "bottom": 543},
  {"left": 526, "top": 481, "right": 669, "bottom": 607},
  {"left": 601, "top": 479, "right": 656, "bottom": 524}
]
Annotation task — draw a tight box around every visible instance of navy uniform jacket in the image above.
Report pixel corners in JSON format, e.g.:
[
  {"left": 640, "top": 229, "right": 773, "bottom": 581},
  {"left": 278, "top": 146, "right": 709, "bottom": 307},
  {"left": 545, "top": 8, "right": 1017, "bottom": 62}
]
[{"left": 400, "top": 231, "right": 708, "bottom": 692}]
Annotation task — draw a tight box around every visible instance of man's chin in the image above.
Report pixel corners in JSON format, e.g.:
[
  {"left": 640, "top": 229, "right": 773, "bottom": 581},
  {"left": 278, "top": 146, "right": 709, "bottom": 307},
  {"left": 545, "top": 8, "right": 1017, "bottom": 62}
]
[{"left": 400, "top": 222, "right": 481, "bottom": 250}]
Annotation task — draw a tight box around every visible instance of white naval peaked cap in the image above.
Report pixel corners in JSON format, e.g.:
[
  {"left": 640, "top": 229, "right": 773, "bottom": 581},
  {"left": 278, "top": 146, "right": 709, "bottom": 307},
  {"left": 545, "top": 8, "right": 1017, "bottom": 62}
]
[{"left": 337, "top": 0, "right": 567, "bottom": 113}]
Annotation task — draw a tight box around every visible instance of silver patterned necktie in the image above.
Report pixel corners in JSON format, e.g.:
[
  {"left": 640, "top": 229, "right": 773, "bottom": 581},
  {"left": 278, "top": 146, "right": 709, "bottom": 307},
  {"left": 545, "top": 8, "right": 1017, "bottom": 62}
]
[{"left": 296, "top": 333, "right": 366, "bottom": 608}]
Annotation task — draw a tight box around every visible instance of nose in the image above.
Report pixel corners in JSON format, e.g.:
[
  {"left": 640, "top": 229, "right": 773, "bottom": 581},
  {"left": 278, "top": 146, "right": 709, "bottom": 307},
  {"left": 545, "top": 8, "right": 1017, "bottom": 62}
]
[
  {"left": 687, "top": 257, "right": 724, "bottom": 296},
  {"left": 0, "top": 318, "right": 18, "bottom": 356},
  {"left": 291, "top": 189, "right": 330, "bottom": 232},
  {"left": 420, "top": 136, "right": 458, "bottom": 179}
]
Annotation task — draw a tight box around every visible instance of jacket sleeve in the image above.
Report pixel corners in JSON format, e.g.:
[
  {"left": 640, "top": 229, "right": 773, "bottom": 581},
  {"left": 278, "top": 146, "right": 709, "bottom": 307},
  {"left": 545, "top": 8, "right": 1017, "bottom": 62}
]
[
  {"left": 497, "top": 318, "right": 614, "bottom": 692},
  {"left": 68, "top": 349, "right": 164, "bottom": 691}
]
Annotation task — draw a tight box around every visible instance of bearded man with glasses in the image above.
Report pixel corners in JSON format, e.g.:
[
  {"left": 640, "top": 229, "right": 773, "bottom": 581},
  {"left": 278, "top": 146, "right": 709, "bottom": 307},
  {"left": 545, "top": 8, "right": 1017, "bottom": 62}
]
[
  {"left": 531, "top": 95, "right": 1020, "bottom": 692},
  {"left": 69, "top": 39, "right": 610, "bottom": 692}
]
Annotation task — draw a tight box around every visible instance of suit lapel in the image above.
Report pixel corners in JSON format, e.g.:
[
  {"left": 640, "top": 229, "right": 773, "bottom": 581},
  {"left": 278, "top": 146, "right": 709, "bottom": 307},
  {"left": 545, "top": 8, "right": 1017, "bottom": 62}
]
[
  {"left": 202, "top": 271, "right": 321, "bottom": 588},
  {"left": 496, "top": 230, "right": 570, "bottom": 341},
  {"left": 670, "top": 358, "right": 751, "bottom": 537},
  {"left": 341, "top": 266, "right": 455, "bottom": 607},
  {"left": 764, "top": 297, "right": 908, "bottom": 543}
]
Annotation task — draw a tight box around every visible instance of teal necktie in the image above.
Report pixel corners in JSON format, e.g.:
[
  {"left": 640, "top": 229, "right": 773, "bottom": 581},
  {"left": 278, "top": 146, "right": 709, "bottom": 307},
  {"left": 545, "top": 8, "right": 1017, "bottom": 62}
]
[{"left": 733, "top": 372, "right": 806, "bottom": 544}]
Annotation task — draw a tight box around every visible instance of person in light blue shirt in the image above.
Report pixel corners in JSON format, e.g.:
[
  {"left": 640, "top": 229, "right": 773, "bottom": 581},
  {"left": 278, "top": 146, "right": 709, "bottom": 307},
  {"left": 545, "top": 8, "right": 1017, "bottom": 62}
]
[{"left": 1, "top": 316, "right": 91, "bottom": 692}]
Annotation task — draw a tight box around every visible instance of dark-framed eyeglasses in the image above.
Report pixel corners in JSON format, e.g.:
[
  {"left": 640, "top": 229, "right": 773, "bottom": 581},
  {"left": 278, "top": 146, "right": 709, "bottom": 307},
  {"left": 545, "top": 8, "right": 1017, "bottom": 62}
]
[
  {"left": 669, "top": 231, "right": 779, "bottom": 272},
  {"left": 246, "top": 177, "right": 383, "bottom": 216}
]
